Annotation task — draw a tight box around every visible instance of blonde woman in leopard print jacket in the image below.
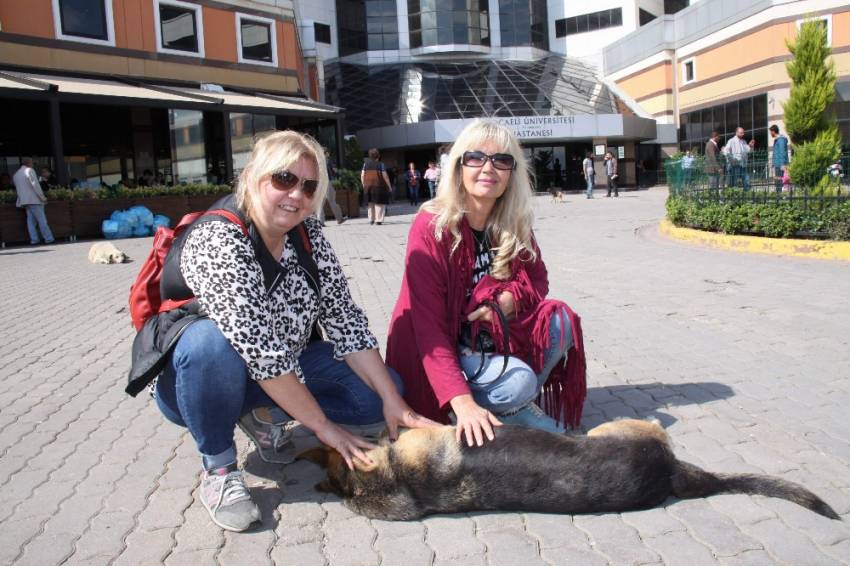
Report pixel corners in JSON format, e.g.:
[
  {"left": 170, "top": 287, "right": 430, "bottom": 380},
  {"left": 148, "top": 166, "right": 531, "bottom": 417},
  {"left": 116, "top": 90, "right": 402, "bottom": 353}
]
[{"left": 153, "top": 131, "right": 437, "bottom": 532}]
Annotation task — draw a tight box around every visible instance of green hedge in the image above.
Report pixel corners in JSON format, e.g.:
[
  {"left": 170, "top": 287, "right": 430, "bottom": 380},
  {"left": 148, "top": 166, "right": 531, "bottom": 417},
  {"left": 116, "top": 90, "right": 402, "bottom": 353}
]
[
  {"left": 667, "top": 194, "right": 850, "bottom": 240},
  {"left": 0, "top": 183, "right": 232, "bottom": 204}
]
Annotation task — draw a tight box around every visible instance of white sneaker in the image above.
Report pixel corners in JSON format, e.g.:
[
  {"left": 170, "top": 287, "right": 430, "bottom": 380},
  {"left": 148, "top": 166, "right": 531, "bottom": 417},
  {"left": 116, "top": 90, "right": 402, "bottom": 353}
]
[{"left": 199, "top": 464, "right": 261, "bottom": 532}]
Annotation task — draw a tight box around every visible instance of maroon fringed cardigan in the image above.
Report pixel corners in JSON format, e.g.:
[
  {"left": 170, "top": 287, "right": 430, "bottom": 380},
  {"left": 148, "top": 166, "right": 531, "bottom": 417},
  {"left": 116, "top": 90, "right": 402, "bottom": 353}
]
[{"left": 386, "top": 212, "right": 586, "bottom": 427}]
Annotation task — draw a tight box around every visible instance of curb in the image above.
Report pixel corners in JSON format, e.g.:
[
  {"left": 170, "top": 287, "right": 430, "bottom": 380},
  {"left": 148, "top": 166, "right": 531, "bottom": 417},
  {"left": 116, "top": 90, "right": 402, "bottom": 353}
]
[{"left": 658, "top": 219, "right": 850, "bottom": 262}]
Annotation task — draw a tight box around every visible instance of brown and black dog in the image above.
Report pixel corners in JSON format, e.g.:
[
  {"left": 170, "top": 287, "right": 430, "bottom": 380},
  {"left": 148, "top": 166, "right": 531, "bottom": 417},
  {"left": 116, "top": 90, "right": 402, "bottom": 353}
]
[{"left": 298, "top": 419, "right": 840, "bottom": 521}]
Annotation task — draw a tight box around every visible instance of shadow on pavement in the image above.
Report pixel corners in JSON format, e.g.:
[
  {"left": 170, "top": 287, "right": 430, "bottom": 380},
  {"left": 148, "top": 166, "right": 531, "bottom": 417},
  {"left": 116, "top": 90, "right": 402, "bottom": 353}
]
[{"left": 584, "top": 381, "right": 735, "bottom": 428}]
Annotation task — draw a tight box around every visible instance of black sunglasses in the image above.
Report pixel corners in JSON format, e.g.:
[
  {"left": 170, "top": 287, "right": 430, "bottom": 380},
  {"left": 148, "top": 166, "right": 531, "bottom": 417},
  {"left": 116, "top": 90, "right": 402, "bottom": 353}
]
[
  {"left": 461, "top": 151, "right": 517, "bottom": 171},
  {"left": 270, "top": 170, "right": 319, "bottom": 198}
]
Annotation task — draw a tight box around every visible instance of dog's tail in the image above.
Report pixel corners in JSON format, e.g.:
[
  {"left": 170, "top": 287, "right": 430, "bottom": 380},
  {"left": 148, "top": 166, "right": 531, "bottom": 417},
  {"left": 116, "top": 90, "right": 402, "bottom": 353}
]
[{"left": 671, "top": 460, "right": 840, "bottom": 520}]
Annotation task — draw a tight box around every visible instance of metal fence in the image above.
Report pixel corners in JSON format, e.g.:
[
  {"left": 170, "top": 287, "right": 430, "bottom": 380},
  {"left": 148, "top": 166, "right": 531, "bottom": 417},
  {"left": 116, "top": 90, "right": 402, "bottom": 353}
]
[{"left": 664, "top": 151, "right": 850, "bottom": 210}]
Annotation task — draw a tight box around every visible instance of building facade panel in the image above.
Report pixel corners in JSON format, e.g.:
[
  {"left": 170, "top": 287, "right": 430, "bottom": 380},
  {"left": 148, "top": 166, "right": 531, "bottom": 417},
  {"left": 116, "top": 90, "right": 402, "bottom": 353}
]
[
  {"left": 615, "top": 61, "right": 673, "bottom": 101},
  {"left": 202, "top": 6, "right": 239, "bottom": 62}
]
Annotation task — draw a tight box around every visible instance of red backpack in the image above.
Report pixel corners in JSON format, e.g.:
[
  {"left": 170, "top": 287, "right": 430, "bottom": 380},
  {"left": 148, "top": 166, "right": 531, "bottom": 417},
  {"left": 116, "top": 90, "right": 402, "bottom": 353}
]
[{"left": 128, "top": 209, "right": 247, "bottom": 331}]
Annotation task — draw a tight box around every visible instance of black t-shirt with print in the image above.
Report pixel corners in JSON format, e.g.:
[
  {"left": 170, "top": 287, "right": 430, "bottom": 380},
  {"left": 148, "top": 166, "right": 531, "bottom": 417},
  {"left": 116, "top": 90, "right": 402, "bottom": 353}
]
[{"left": 469, "top": 228, "right": 492, "bottom": 295}]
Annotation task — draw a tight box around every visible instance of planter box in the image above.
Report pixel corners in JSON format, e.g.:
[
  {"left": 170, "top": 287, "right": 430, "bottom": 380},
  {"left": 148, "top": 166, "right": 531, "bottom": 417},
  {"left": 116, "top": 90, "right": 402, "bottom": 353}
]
[
  {"left": 0, "top": 201, "right": 72, "bottom": 245},
  {"left": 46, "top": 200, "right": 72, "bottom": 240},
  {"left": 346, "top": 190, "right": 361, "bottom": 218},
  {"left": 0, "top": 203, "right": 28, "bottom": 245}
]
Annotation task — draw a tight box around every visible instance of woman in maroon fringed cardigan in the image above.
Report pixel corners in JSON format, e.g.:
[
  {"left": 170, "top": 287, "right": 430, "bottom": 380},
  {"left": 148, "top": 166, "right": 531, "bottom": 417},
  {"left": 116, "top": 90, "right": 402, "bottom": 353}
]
[{"left": 386, "top": 120, "right": 587, "bottom": 447}]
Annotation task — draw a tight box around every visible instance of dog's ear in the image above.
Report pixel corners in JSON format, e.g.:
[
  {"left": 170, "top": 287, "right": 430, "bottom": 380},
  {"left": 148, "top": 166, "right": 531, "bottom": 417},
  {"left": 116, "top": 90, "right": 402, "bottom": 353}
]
[{"left": 296, "top": 446, "right": 332, "bottom": 468}]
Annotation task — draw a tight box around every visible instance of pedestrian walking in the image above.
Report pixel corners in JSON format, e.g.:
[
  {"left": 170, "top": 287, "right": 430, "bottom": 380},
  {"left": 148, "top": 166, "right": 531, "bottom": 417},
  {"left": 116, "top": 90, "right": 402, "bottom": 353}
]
[
  {"left": 361, "top": 148, "right": 393, "bottom": 225},
  {"left": 769, "top": 124, "right": 789, "bottom": 193},
  {"left": 582, "top": 151, "right": 595, "bottom": 198},
  {"left": 319, "top": 148, "right": 347, "bottom": 225},
  {"left": 405, "top": 162, "right": 422, "bottom": 206},
  {"left": 681, "top": 150, "right": 695, "bottom": 187},
  {"left": 704, "top": 131, "right": 721, "bottom": 190},
  {"left": 423, "top": 160, "right": 439, "bottom": 199},
  {"left": 13, "top": 157, "right": 54, "bottom": 245},
  {"left": 604, "top": 151, "right": 619, "bottom": 197}
]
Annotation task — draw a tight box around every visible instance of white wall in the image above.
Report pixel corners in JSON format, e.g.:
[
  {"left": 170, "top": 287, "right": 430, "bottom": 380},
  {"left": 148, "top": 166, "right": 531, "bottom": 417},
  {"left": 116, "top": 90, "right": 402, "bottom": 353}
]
[{"left": 292, "top": 0, "right": 338, "bottom": 60}]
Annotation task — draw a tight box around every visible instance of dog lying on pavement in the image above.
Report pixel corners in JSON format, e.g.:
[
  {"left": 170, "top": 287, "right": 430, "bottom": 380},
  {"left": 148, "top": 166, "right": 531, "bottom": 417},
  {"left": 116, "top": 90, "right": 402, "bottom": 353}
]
[
  {"left": 88, "top": 242, "right": 129, "bottom": 264},
  {"left": 298, "top": 419, "right": 840, "bottom": 521}
]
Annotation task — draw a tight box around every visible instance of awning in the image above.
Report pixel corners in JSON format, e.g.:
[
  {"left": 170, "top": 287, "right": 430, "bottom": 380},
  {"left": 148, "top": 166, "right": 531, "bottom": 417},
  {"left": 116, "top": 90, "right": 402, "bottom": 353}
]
[{"left": 0, "top": 70, "right": 341, "bottom": 118}]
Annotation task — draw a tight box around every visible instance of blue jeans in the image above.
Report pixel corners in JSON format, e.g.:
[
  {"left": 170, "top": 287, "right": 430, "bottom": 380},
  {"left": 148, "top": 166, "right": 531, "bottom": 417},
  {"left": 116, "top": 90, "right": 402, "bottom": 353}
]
[
  {"left": 459, "top": 309, "right": 574, "bottom": 415},
  {"left": 155, "top": 319, "right": 401, "bottom": 465},
  {"left": 427, "top": 180, "right": 436, "bottom": 199},
  {"left": 585, "top": 174, "right": 595, "bottom": 197},
  {"left": 729, "top": 164, "right": 750, "bottom": 190},
  {"left": 24, "top": 204, "right": 54, "bottom": 244}
]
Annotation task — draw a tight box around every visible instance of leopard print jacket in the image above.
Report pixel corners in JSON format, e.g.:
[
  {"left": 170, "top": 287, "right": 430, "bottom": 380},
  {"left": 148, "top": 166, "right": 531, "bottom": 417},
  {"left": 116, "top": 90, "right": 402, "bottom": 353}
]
[{"left": 180, "top": 217, "right": 378, "bottom": 382}]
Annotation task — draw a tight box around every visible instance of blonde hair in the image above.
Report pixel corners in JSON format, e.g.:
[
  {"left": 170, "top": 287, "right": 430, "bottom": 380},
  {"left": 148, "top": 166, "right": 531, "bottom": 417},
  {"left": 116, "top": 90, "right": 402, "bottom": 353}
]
[
  {"left": 235, "top": 130, "right": 329, "bottom": 221},
  {"left": 422, "top": 120, "right": 536, "bottom": 280}
]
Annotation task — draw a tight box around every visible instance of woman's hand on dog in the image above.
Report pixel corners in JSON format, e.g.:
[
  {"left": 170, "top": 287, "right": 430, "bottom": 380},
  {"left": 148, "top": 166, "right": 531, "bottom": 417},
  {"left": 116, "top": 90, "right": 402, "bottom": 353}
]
[
  {"left": 450, "top": 394, "right": 502, "bottom": 447},
  {"left": 315, "top": 423, "right": 377, "bottom": 470},
  {"left": 383, "top": 397, "right": 441, "bottom": 441}
]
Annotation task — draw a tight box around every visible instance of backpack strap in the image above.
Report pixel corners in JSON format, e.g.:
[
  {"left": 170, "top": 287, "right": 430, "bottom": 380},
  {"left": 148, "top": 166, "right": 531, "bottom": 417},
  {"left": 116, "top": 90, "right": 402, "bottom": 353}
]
[{"left": 287, "top": 223, "right": 321, "bottom": 301}]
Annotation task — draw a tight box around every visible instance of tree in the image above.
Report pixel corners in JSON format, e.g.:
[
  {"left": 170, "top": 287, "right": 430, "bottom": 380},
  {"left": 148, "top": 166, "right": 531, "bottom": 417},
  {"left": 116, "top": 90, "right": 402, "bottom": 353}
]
[{"left": 783, "top": 19, "right": 841, "bottom": 186}]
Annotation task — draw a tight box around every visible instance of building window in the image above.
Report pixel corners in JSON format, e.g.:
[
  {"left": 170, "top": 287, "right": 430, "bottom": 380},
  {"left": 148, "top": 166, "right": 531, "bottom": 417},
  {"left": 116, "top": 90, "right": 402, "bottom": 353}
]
[
  {"left": 639, "top": 9, "right": 657, "bottom": 26},
  {"left": 682, "top": 58, "right": 695, "bottom": 84},
  {"left": 337, "top": 0, "right": 398, "bottom": 55},
  {"left": 556, "top": 8, "right": 622, "bottom": 38},
  {"left": 408, "top": 0, "right": 489, "bottom": 49},
  {"left": 52, "top": 0, "right": 115, "bottom": 46},
  {"left": 796, "top": 15, "right": 832, "bottom": 46},
  {"left": 678, "top": 93, "right": 768, "bottom": 152},
  {"left": 664, "top": 0, "right": 689, "bottom": 14},
  {"left": 315, "top": 22, "right": 332, "bottom": 45},
  {"left": 500, "top": 0, "right": 548, "bottom": 50},
  {"left": 236, "top": 13, "right": 278, "bottom": 66},
  {"left": 155, "top": 0, "right": 204, "bottom": 57}
]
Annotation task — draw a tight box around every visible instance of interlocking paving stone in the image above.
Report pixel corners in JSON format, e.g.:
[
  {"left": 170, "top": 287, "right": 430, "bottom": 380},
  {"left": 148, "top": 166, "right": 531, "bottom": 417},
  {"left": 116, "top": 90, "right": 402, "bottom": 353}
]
[{"left": 2, "top": 190, "right": 849, "bottom": 565}]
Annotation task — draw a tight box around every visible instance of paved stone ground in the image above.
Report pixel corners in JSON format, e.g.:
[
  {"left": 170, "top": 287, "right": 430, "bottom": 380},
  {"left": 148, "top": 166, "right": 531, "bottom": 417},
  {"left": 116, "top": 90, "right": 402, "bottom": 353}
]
[{"left": 1, "top": 187, "right": 849, "bottom": 566}]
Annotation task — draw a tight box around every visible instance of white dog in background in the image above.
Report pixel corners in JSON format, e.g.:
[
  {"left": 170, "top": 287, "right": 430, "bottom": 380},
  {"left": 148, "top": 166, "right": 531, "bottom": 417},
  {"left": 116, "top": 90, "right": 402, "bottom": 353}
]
[{"left": 88, "top": 242, "right": 129, "bottom": 264}]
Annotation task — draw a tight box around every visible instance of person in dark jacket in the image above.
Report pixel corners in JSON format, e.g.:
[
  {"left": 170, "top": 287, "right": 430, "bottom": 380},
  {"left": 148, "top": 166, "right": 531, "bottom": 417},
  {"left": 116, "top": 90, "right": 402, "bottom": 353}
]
[
  {"left": 148, "top": 131, "right": 435, "bottom": 532},
  {"left": 405, "top": 162, "right": 422, "bottom": 206}
]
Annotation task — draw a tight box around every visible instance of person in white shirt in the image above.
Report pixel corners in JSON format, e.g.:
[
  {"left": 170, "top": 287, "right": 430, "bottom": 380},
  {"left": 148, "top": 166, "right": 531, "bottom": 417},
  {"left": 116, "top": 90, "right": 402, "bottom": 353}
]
[
  {"left": 13, "top": 158, "right": 54, "bottom": 245},
  {"left": 722, "top": 127, "right": 755, "bottom": 189}
]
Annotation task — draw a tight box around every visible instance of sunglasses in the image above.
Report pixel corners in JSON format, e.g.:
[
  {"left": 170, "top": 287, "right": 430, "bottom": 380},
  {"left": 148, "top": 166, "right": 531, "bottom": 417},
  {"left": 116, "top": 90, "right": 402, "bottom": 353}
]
[
  {"left": 270, "top": 170, "right": 319, "bottom": 198},
  {"left": 461, "top": 151, "right": 517, "bottom": 171}
]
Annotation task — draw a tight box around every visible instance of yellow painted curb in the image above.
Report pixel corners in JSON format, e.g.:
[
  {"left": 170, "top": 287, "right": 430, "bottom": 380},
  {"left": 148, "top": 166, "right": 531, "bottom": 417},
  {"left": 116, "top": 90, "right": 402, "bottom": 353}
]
[{"left": 659, "top": 219, "right": 850, "bottom": 262}]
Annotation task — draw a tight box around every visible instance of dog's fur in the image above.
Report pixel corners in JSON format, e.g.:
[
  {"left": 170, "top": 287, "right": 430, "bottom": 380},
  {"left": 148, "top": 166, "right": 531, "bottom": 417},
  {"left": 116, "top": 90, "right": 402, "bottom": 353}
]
[
  {"left": 298, "top": 420, "right": 840, "bottom": 521},
  {"left": 88, "top": 242, "right": 129, "bottom": 264},
  {"left": 550, "top": 189, "right": 566, "bottom": 203}
]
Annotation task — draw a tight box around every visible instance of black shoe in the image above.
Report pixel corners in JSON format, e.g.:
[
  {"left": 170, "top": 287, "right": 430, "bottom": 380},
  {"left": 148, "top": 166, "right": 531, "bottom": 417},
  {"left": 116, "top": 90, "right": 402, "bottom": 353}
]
[
  {"left": 376, "top": 222, "right": 382, "bottom": 225},
  {"left": 370, "top": 220, "right": 374, "bottom": 225}
]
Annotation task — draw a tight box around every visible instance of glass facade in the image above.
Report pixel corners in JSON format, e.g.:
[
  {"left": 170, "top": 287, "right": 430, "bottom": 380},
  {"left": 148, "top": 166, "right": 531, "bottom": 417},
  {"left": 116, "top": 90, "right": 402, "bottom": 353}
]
[
  {"left": 679, "top": 94, "right": 769, "bottom": 152},
  {"left": 337, "top": 0, "right": 398, "bottom": 55},
  {"left": 58, "top": 0, "right": 108, "bottom": 40},
  {"left": 325, "top": 56, "right": 620, "bottom": 133},
  {"left": 408, "top": 0, "right": 490, "bottom": 48},
  {"left": 556, "top": 8, "right": 623, "bottom": 38},
  {"left": 499, "top": 0, "right": 547, "bottom": 50},
  {"left": 169, "top": 109, "right": 206, "bottom": 183},
  {"left": 230, "top": 113, "right": 277, "bottom": 176}
]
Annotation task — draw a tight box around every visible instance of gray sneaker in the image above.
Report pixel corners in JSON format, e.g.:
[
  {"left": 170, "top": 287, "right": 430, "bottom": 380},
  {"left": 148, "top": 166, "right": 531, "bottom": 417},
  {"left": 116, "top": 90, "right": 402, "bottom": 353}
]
[
  {"left": 200, "top": 464, "right": 261, "bottom": 532},
  {"left": 499, "top": 402, "right": 566, "bottom": 434},
  {"left": 237, "top": 409, "right": 296, "bottom": 464}
]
